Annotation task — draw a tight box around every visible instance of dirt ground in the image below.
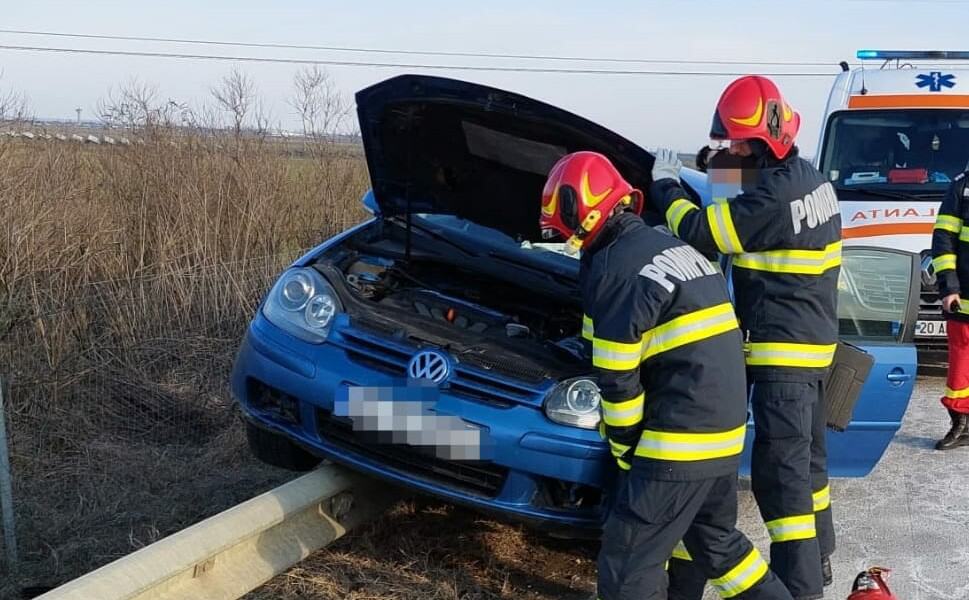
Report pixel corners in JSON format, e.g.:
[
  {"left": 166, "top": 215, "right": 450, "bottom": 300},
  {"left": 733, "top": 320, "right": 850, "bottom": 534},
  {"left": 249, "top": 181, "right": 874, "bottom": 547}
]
[{"left": 247, "top": 498, "right": 599, "bottom": 600}]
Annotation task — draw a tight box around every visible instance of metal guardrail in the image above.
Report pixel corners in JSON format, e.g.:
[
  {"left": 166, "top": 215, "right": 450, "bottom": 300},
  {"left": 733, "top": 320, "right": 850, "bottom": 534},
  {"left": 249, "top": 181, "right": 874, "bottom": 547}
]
[{"left": 35, "top": 464, "right": 391, "bottom": 600}]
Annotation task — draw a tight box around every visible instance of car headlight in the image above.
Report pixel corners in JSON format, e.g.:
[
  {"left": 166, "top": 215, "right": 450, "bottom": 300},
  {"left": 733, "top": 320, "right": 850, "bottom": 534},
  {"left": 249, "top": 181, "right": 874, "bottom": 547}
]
[
  {"left": 263, "top": 267, "right": 343, "bottom": 343},
  {"left": 544, "top": 377, "right": 601, "bottom": 429}
]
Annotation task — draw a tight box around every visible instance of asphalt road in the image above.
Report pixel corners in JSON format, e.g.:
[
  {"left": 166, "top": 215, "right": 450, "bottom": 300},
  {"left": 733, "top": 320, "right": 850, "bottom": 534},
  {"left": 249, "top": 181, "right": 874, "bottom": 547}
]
[{"left": 723, "top": 376, "right": 967, "bottom": 600}]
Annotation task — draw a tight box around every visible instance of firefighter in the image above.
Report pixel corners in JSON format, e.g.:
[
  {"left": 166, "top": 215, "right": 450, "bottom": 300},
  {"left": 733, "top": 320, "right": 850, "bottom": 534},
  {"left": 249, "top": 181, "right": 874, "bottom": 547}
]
[
  {"left": 931, "top": 170, "right": 969, "bottom": 450},
  {"left": 541, "top": 151, "right": 792, "bottom": 600},
  {"left": 650, "top": 75, "right": 841, "bottom": 600}
]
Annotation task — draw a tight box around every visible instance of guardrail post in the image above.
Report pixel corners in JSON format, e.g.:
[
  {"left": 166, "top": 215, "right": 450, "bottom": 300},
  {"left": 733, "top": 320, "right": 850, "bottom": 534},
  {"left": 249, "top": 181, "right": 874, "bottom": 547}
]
[{"left": 0, "top": 375, "right": 19, "bottom": 573}]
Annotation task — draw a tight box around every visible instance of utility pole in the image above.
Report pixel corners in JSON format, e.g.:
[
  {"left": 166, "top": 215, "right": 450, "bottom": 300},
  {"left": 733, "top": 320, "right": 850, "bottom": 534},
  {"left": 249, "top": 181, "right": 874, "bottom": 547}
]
[{"left": 0, "top": 377, "right": 18, "bottom": 573}]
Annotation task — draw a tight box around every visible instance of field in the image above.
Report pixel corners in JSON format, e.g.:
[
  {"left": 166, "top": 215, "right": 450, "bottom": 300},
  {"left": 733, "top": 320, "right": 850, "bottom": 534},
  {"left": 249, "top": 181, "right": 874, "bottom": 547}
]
[
  {"left": 0, "top": 126, "right": 608, "bottom": 600},
  {"left": 0, "top": 128, "right": 369, "bottom": 597}
]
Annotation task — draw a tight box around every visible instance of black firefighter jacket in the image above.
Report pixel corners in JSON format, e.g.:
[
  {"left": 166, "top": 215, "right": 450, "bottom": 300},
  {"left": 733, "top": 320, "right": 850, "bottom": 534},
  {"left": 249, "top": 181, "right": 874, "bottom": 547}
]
[
  {"left": 650, "top": 150, "right": 842, "bottom": 382},
  {"left": 932, "top": 171, "right": 969, "bottom": 323},
  {"left": 580, "top": 213, "right": 749, "bottom": 480}
]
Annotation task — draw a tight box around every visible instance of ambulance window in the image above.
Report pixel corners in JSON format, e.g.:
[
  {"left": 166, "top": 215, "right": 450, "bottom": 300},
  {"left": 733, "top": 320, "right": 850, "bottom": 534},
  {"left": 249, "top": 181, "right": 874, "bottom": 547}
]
[
  {"left": 820, "top": 109, "right": 969, "bottom": 192},
  {"left": 838, "top": 249, "right": 916, "bottom": 342}
]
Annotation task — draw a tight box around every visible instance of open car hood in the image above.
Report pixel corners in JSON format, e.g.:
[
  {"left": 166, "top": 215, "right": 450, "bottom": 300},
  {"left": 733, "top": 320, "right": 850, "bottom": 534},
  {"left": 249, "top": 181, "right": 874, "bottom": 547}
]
[{"left": 355, "top": 75, "right": 659, "bottom": 240}]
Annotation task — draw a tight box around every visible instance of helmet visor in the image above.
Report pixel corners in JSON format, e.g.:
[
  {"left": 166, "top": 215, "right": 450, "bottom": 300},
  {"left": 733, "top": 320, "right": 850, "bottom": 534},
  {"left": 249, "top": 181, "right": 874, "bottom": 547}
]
[{"left": 710, "top": 110, "right": 729, "bottom": 140}]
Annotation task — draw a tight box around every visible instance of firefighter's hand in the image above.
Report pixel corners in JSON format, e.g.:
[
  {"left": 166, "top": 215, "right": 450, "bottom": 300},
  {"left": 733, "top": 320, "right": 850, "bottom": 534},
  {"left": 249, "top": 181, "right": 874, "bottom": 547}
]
[
  {"left": 943, "top": 293, "right": 961, "bottom": 313},
  {"left": 652, "top": 148, "right": 682, "bottom": 183}
]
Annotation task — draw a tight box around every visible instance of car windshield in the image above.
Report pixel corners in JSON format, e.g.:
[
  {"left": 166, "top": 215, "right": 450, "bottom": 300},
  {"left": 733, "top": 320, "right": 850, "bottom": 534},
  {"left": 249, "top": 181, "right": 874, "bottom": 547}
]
[{"left": 819, "top": 108, "right": 969, "bottom": 195}]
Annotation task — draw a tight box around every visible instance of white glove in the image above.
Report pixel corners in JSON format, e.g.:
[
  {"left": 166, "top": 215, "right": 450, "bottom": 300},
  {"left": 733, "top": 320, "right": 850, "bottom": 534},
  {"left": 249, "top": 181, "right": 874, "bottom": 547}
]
[{"left": 652, "top": 148, "right": 682, "bottom": 183}]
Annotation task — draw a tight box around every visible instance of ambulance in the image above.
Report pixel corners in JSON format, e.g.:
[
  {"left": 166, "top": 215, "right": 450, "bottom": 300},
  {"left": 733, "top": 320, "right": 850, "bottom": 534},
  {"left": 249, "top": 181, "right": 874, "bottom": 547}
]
[{"left": 817, "top": 50, "right": 969, "bottom": 366}]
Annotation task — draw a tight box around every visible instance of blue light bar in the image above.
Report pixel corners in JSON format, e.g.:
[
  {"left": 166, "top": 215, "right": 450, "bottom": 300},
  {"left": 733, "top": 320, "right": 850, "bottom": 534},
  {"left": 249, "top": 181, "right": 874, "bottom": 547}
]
[{"left": 857, "top": 50, "right": 969, "bottom": 60}]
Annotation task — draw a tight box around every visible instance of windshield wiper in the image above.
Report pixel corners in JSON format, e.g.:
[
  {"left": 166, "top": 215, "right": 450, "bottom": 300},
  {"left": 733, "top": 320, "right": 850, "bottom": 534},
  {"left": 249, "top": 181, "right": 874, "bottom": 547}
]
[{"left": 836, "top": 187, "right": 935, "bottom": 202}]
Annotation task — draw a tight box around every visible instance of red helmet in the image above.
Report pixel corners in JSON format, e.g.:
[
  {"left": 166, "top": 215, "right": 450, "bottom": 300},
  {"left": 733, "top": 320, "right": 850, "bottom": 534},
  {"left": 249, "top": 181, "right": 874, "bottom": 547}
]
[
  {"left": 847, "top": 568, "right": 898, "bottom": 600},
  {"left": 710, "top": 75, "right": 801, "bottom": 159},
  {"left": 540, "top": 151, "right": 643, "bottom": 254}
]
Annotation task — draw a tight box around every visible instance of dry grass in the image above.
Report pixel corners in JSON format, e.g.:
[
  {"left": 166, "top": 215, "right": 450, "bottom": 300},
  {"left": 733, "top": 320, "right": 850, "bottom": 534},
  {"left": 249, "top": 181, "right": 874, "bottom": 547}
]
[
  {"left": 248, "top": 499, "right": 598, "bottom": 600},
  {"left": 0, "top": 129, "right": 369, "bottom": 595}
]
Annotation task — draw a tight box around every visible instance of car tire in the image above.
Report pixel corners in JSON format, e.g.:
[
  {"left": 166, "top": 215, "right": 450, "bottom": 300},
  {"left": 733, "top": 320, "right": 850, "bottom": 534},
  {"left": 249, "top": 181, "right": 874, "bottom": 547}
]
[{"left": 245, "top": 421, "right": 322, "bottom": 471}]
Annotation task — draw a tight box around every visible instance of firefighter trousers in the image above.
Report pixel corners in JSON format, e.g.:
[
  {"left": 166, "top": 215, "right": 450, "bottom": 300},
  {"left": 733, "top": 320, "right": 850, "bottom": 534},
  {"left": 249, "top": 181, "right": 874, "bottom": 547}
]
[
  {"left": 596, "top": 468, "right": 792, "bottom": 600},
  {"left": 942, "top": 319, "right": 969, "bottom": 414},
  {"left": 749, "top": 379, "right": 834, "bottom": 600}
]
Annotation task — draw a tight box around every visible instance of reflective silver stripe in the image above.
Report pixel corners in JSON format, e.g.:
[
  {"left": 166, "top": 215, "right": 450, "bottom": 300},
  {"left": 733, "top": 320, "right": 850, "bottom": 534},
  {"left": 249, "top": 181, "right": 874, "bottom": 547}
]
[
  {"left": 593, "top": 346, "right": 642, "bottom": 364},
  {"left": 602, "top": 404, "right": 643, "bottom": 422},
  {"left": 711, "top": 550, "right": 768, "bottom": 598},
  {"left": 765, "top": 515, "right": 817, "bottom": 542},
  {"left": 936, "top": 215, "right": 962, "bottom": 233},
  {"left": 666, "top": 199, "right": 698, "bottom": 235},
  {"left": 745, "top": 342, "right": 837, "bottom": 368},
  {"left": 733, "top": 242, "right": 841, "bottom": 275},
  {"left": 709, "top": 203, "right": 743, "bottom": 254},
  {"left": 637, "top": 436, "right": 742, "bottom": 453},
  {"left": 634, "top": 424, "right": 747, "bottom": 461},
  {"left": 642, "top": 306, "right": 737, "bottom": 359}
]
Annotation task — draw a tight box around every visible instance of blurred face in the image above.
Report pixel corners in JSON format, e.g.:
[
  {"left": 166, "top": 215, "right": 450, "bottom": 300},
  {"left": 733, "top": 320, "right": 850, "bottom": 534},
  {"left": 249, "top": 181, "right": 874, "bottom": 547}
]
[{"left": 708, "top": 150, "right": 760, "bottom": 201}]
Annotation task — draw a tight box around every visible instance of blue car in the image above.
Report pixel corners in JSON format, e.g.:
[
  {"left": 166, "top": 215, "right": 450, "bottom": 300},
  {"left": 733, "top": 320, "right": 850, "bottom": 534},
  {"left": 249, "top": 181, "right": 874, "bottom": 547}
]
[{"left": 231, "top": 75, "right": 919, "bottom": 535}]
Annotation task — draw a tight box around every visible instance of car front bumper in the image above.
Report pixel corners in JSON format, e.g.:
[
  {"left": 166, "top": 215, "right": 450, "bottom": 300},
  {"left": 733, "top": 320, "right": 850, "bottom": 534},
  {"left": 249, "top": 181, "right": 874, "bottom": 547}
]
[{"left": 231, "top": 313, "right": 614, "bottom": 534}]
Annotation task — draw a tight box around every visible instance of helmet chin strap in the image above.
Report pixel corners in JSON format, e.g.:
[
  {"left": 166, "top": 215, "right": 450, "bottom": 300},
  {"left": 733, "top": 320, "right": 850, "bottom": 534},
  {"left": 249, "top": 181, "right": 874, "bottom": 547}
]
[
  {"left": 564, "top": 210, "right": 602, "bottom": 255},
  {"left": 564, "top": 200, "right": 635, "bottom": 255}
]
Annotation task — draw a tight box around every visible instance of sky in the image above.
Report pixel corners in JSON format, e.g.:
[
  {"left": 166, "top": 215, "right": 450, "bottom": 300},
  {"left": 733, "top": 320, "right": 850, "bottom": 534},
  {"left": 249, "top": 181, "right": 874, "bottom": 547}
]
[{"left": 3, "top": 0, "right": 969, "bottom": 155}]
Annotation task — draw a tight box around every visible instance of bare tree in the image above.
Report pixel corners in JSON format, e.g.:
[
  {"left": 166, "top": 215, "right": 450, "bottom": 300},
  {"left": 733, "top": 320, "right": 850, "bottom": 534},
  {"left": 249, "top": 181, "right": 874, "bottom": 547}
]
[
  {"left": 97, "top": 78, "right": 186, "bottom": 132},
  {"left": 211, "top": 69, "right": 258, "bottom": 137},
  {"left": 0, "top": 71, "right": 31, "bottom": 124},
  {"left": 288, "top": 66, "right": 350, "bottom": 142}
]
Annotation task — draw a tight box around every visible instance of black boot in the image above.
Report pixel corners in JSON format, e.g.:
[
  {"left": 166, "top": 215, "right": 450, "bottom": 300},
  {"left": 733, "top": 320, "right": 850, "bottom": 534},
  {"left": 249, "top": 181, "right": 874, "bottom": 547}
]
[
  {"left": 936, "top": 409, "right": 969, "bottom": 450},
  {"left": 822, "top": 555, "right": 833, "bottom": 587}
]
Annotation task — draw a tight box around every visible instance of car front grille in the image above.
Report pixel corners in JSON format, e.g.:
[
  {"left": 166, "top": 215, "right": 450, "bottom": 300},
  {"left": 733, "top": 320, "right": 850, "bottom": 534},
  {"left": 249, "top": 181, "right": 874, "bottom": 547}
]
[
  {"left": 316, "top": 409, "right": 508, "bottom": 498},
  {"left": 919, "top": 287, "right": 942, "bottom": 321},
  {"left": 337, "top": 322, "right": 540, "bottom": 408}
]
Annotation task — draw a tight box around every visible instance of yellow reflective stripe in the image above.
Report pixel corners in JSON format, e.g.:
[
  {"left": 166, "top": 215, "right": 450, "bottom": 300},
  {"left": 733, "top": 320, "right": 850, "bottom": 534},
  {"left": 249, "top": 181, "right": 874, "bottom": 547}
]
[
  {"left": 592, "top": 336, "right": 643, "bottom": 371},
  {"left": 707, "top": 203, "right": 745, "bottom": 254},
  {"left": 765, "top": 514, "right": 817, "bottom": 542},
  {"left": 634, "top": 424, "right": 746, "bottom": 461},
  {"left": 813, "top": 485, "right": 831, "bottom": 512},
  {"left": 608, "top": 439, "right": 631, "bottom": 458},
  {"left": 602, "top": 393, "right": 645, "bottom": 427},
  {"left": 608, "top": 439, "right": 632, "bottom": 470},
  {"left": 582, "top": 315, "right": 594, "bottom": 341},
  {"left": 711, "top": 547, "right": 769, "bottom": 598},
  {"left": 666, "top": 198, "right": 699, "bottom": 236},
  {"left": 745, "top": 342, "right": 837, "bottom": 368},
  {"left": 672, "top": 540, "right": 692, "bottom": 561},
  {"left": 960, "top": 227, "right": 969, "bottom": 243},
  {"left": 934, "top": 254, "right": 957, "bottom": 273},
  {"left": 733, "top": 241, "right": 842, "bottom": 275},
  {"left": 641, "top": 302, "right": 739, "bottom": 361},
  {"left": 946, "top": 386, "right": 969, "bottom": 399},
  {"left": 935, "top": 214, "right": 963, "bottom": 234}
]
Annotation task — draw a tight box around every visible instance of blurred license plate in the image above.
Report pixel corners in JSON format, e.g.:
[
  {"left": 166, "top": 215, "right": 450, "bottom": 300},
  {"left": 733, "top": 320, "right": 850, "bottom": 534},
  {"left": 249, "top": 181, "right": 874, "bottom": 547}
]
[
  {"left": 916, "top": 320, "right": 947, "bottom": 337},
  {"left": 334, "top": 385, "right": 492, "bottom": 460}
]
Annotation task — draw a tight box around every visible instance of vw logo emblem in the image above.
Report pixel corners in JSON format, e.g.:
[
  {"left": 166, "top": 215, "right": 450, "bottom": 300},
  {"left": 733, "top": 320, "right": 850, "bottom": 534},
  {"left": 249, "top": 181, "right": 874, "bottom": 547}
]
[{"left": 407, "top": 349, "right": 450, "bottom": 384}]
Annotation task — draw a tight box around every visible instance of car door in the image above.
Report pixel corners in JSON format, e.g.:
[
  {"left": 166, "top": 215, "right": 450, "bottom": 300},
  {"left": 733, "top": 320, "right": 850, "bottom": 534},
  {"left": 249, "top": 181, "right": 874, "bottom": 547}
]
[{"left": 737, "top": 246, "right": 920, "bottom": 477}]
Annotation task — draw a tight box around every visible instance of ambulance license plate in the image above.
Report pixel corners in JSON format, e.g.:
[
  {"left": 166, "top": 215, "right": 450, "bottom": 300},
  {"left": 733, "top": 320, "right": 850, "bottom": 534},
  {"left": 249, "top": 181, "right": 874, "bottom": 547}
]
[{"left": 916, "top": 320, "right": 947, "bottom": 337}]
